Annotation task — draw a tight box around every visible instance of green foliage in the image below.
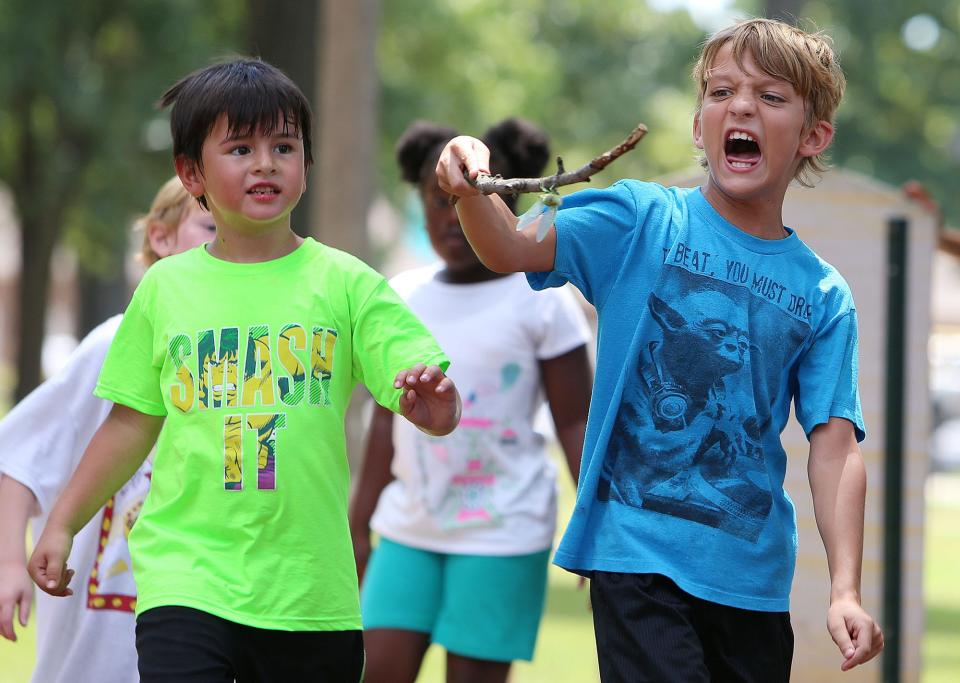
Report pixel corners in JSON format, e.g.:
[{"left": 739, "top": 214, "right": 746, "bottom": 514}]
[
  {"left": 378, "top": 0, "right": 706, "bottom": 203},
  {"left": 0, "top": 0, "right": 246, "bottom": 275},
  {"left": 381, "top": 0, "right": 960, "bottom": 228}
]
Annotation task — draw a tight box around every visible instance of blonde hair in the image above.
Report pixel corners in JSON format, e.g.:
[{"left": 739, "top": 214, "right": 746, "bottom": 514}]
[
  {"left": 692, "top": 18, "right": 846, "bottom": 186},
  {"left": 136, "top": 176, "right": 193, "bottom": 265}
]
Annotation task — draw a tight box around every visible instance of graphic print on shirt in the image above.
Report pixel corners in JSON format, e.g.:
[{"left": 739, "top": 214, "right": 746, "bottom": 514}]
[
  {"left": 416, "top": 362, "right": 521, "bottom": 530},
  {"left": 599, "top": 252, "right": 809, "bottom": 542},
  {"left": 166, "top": 323, "right": 337, "bottom": 491},
  {"left": 87, "top": 459, "right": 152, "bottom": 612}
]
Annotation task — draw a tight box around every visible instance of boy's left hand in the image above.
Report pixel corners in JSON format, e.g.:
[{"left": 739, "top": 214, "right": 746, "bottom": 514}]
[
  {"left": 394, "top": 364, "right": 460, "bottom": 436},
  {"left": 827, "top": 597, "right": 884, "bottom": 671}
]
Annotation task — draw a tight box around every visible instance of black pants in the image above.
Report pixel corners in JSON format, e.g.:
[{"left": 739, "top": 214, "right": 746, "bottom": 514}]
[
  {"left": 590, "top": 572, "right": 793, "bottom": 683},
  {"left": 136, "top": 606, "right": 365, "bottom": 683}
]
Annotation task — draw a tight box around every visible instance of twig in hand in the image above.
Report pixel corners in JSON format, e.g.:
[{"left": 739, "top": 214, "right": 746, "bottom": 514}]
[{"left": 471, "top": 123, "right": 648, "bottom": 197}]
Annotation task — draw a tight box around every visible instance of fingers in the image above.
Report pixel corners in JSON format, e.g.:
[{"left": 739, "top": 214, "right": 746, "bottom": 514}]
[
  {"left": 394, "top": 365, "right": 450, "bottom": 394},
  {"left": 827, "top": 613, "right": 855, "bottom": 663},
  {"left": 0, "top": 597, "right": 14, "bottom": 641},
  {"left": 29, "top": 552, "right": 72, "bottom": 597},
  {"left": 18, "top": 589, "right": 31, "bottom": 627},
  {"left": 831, "top": 612, "right": 884, "bottom": 671},
  {"left": 436, "top": 137, "right": 490, "bottom": 197}
]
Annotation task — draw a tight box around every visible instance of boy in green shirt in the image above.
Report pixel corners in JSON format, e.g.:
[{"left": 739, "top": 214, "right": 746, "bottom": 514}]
[{"left": 28, "top": 58, "right": 460, "bottom": 682}]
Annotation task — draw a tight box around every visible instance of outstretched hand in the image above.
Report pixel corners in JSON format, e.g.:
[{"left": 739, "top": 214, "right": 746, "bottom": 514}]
[
  {"left": 394, "top": 364, "right": 460, "bottom": 437},
  {"left": 827, "top": 598, "right": 883, "bottom": 672},
  {"left": 27, "top": 525, "right": 76, "bottom": 599}
]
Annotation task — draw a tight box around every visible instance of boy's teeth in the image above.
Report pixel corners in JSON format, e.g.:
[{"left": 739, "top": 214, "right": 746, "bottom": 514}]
[
  {"left": 727, "top": 131, "right": 756, "bottom": 142},
  {"left": 731, "top": 161, "right": 752, "bottom": 168}
]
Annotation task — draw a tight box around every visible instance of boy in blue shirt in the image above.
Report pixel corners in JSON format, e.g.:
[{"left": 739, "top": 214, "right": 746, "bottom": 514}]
[{"left": 436, "top": 17, "right": 883, "bottom": 682}]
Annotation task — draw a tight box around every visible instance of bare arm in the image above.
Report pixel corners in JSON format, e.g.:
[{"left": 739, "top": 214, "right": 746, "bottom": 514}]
[
  {"left": 28, "top": 404, "right": 163, "bottom": 596},
  {"left": 540, "top": 346, "right": 592, "bottom": 484},
  {"left": 436, "top": 136, "right": 557, "bottom": 273},
  {"left": 940, "top": 227, "right": 960, "bottom": 259},
  {"left": 349, "top": 405, "right": 395, "bottom": 583},
  {"left": 808, "top": 417, "right": 883, "bottom": 671},
  {"left": 0, "top": 475, "right": 37, "bottom": 641}
]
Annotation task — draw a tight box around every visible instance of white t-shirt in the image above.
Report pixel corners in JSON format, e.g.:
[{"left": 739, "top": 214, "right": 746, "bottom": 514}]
[
  {"left": 0, "top": 315, "right": 148, "bottom": 683},
  {"left": 371, "top": 266, "right": 591, "bottom": 555}
]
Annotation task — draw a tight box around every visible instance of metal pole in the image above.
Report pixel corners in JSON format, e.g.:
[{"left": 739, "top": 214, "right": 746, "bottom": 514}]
[{"left": 883, "top": 217, "right": 908, "bottom": 683}]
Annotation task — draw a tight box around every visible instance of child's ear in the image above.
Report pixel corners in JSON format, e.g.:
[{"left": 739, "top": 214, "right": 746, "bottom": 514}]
[
  {"left": 798, "top": 120, "right": 834, "bottom": 158},
  {"left": 692, "top": 112, "right": 705, "bottom": 150},
  {"left": 175, "top": 155, "right": 205, "bottom": 199},
  {"left": 146, "top": 220, "right": 176, "bottom": 259}
]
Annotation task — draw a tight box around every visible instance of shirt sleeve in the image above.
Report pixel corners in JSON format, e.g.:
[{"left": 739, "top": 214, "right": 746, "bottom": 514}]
[
  {"left": 526, "top": 180, "right": 674, "bottom": 309},
  {"left": 0, "top": 319, "right": 118, "bottom": 513},
  {"left": 94, "top": 276, "right": 167, "bottom": 416},
  {"left": 534, "top": 285, "right": 593, "bottom": 360},
  {"left": 794, "top": 308, "right": 866, "bottom": 442},
  {"left": 351, "top": 276, "right": 450, "bottom": 413}
]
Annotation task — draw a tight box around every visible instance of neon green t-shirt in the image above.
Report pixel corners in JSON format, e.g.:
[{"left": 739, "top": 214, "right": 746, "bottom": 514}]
[{"left": 95, "top": 238, "right": 448, "bottom": 630}]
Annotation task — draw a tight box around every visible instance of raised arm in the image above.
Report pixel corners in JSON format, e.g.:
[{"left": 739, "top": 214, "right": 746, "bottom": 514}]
[
  {"left": 349, "top": 404, "right": 396, "bottom": 583},
  {"left": 436, "top": 136, "right": 557, "bottom": 274},
  {"left": 28, "top": 404, "right": 163, "bottom": 596},
  {"left": 808, "top": 417, "right": 883, "bottom": 672},
  {"left": 0, "top": 475, "right": 37, "bottom": 641},
  {"left": 540, "top": 345, "right": 592, "bottom": 484}
]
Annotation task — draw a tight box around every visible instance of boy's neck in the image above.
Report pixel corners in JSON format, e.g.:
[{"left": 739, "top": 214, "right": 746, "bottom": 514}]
[
  {"left": 207, "top": 224, "right": 305, "bottom": 263},
  {"left": 701, "top": 182, "right": 789, "bottom": 240}
]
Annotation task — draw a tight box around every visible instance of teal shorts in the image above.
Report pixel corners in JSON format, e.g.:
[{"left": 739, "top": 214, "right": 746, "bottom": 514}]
[{"left": 360, "top": 537, "right": 551, "bottom": 662}]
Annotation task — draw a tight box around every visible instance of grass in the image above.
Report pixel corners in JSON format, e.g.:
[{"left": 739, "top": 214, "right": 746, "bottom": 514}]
[{"left": 3, "top": 472, "right": 958, "bottom": 682}]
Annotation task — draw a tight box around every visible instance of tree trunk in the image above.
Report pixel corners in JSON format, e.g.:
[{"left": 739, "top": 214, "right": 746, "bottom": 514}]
[
  {"left": 311, "top": 0, "right": 379, "bottom": 262},
  {"left": 247, "top": 0, "right": 321, "bottom": 237},
  {"left": 14, "top": 215, "right": 57, "bottom": 401}
]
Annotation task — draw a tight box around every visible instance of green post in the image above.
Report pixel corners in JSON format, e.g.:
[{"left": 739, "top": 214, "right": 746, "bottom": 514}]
[{"left": 883, "top": 217, "right": 908, "bottom": 683}]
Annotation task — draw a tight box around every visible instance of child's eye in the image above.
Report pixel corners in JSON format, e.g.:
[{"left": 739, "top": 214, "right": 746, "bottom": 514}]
[
  {"left": 230, "top": 145, "right": 251, "bottom": 156},
  {"left": 710, "top": 88, "right": 732, "bottom": 98},
  {"left": 275, "top": 143, "right": 294, "bottom": 153},
  {"left": 761, "top": 93, "right": 785, "bottom": 103},
  {"left": 204, "top": 223, "right": 217, "bottom": 233}
]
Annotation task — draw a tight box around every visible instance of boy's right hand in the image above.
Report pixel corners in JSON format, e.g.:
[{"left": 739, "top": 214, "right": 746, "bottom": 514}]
[
  {"left": 436, "top": 136, "right": 491, "bottom": 199},
  {"left": 0, "top": 559, "right": 33, "bottom": 641},
  {"left": 27, "top": 525, "right": 75, "bottom": 597}
]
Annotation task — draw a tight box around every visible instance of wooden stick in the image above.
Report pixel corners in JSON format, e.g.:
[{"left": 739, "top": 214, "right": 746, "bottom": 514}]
[{"left": 472, "top": 123, "right": 648, "bottom": 196}]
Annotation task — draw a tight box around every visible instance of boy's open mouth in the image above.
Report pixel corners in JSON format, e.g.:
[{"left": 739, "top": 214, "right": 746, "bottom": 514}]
[{"left": 724, "top": 131, "right": 761, "bottom": 169}]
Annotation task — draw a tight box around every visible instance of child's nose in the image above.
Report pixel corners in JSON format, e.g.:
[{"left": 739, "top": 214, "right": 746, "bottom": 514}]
[
  {"left": 729, "top": 92, "right": 756, "bottom": 117},
  {"left": 252, "top": 147, "right": 277, "bottom": 174}
]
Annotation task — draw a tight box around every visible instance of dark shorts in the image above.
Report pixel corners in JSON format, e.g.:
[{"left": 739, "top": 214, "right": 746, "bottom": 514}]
[
  {"left": 590, "top": 572, "right": 793, "bottom": 683},
  {"left": 136, "top": 606, "right": 365, "bottom": 683}
]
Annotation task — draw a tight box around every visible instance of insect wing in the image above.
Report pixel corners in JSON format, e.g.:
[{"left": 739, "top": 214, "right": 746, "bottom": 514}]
[
  {"left": 516, "top": 199, "right": 546, "bottom": 232},
  {"left": 535, "top": 205, "right": 558, "bottom": 242}
]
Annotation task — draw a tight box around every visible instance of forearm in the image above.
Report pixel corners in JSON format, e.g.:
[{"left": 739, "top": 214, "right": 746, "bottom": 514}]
[
  {"left": 455, "top": 194, "right": 556, "bottom": 273},
  {"left": 0, "top": 476, "right": 36, "bottom": 565},
  {"left": 940, "top": 227, "right": 960, "bottom": 259},
  {"left": 808, "top": 422, "right": 866, "bottom": 602},
  {"left": 555, "top": 422, "right": 585, "bottom": 484},
  {"left": 349, "top": 408, "right": 395, "bottom": 534},
  {"left": 46, "top": 405, "right": 162, "bottom": 535}
]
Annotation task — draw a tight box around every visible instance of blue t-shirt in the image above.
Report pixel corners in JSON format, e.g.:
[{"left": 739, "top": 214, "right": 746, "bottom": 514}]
[{"left": 528, "top": 180, "right": 864, "bottom": 612}]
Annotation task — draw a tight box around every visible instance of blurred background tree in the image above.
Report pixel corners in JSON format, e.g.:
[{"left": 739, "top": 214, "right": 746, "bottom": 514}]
[{"left": 0, "top": 0, "right": 245, "bottom": 400}]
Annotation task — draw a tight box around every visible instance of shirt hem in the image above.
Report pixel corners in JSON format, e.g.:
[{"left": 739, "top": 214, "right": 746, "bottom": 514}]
[
  {"left": 135, "top": 594, "right": 362, "bottom": 631},
  {"left": 375, "top": 528, "right": 554, "bottom": 557},
  {"left": 553, "top": 552, "right": 789, "bottom": 612}
]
